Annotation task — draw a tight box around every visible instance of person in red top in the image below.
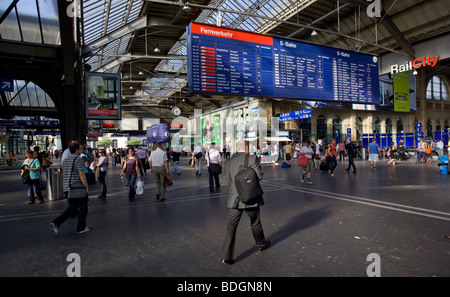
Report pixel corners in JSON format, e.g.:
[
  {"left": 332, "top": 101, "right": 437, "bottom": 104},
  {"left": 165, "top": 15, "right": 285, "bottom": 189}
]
[{"left": 327, "top": 139, "right": 338, "bottom": 176}]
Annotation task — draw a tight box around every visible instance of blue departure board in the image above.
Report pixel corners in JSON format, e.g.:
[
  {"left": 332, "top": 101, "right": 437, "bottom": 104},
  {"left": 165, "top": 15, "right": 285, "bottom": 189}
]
[{"left": 187, "top": 23, "right": 380, "bottom": 104}]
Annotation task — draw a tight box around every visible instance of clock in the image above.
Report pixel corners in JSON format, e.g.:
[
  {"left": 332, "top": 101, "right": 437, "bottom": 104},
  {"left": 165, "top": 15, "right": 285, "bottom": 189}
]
[{"left": 172, "top": 106, "right": 181, "bottom": 116}]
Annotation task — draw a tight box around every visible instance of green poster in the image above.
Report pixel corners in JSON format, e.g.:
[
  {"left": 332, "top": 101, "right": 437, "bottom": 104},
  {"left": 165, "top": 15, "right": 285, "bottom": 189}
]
[
  {"left": 202, "top": 115, "right": 221, "bottom": 145},
  {"left": 393, "top": 71, "right": 410, "bottom": 112}
]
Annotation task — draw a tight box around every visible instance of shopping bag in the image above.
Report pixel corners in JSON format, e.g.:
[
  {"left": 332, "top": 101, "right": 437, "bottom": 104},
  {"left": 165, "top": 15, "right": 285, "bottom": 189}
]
[{"left": 135, "top": 178, "right": 144, "bottom": 195}]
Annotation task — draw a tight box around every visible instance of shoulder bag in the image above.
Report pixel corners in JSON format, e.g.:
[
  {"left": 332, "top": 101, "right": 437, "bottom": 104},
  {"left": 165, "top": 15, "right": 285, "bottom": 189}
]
[{"left": 68, "top": 157, "right": 87, "bottom": 198}]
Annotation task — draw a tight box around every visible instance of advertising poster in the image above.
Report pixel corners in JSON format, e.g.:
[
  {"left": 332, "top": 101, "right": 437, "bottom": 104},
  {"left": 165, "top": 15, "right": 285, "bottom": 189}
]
[
  {"left": 202, "top": 115, "right": 221, "bottom": 145},
  {"left": 393, "top": 71, "right": 411, "bottom": 112},
  {"left": 87, "top": 120, "right": 103, "bottom": 136},
  {"left": 85, "top": 72, "right": 121, "bottom": 120}
]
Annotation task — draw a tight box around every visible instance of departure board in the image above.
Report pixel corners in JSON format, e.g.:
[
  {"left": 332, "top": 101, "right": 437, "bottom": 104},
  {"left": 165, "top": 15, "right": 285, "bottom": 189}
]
[{"left": 187, "top": 23, "right": 380, "bottom": 104}]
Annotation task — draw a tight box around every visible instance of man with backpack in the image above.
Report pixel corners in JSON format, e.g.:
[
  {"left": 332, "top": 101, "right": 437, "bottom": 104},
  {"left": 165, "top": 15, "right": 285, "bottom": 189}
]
[{"left": 221, "top": 140, "right": 270, "bottom": 265}]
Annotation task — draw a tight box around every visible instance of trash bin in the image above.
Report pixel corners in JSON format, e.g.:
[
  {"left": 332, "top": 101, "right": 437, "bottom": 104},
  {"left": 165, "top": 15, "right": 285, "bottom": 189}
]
[
  {"left": 439, "top": 156, "right": 448, "bottom": 175},
  {"left": 47, "top": 166, "right": 64, "bottom": 200}
]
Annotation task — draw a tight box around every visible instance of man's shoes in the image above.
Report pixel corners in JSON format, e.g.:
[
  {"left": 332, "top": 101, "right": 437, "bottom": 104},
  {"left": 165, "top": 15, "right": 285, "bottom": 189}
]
[
  {"left": 307, "top": 179, "right": 314, "bottom": 185},
  {"left": 156, "top": 194, "right": 160, "bottom": 200},
  {"left": 98, "top": 195, "right": 106, "bottom": 198},
  {"left": 221, "top": 259, "right": 235, "bottom": 265},
  {"left": 301, "top": 176, "right": 305, "bottom": 183},
  {"left": 36, "top": 200, "right": 44, "bottom": 204},
  {"left": 50, "top": 222, "right": 59, "bottom": 237},
  {"left": 26, "top": 201, "right": 35, "bottom": 205},
  {"left": 160, "top": 198, "right": 166, "bottom": 202},
  {"left": 210, "top": 189, "right": 214, "bottom": 193},
  {"left": 445, "top": 235, "right": 450, "bottom": 240},
  {"left": 345, "top": 168, "right": 349, "bottom": 172},
  {"left": 258, "top": 240, "right": 271, "bottom": 252},
  {"left": 78, "top": 226, "right": 92, "bottom": 234},
  {"left": 196, "top": 171, "right": 198, "bottom": 176},
  {"left": 352, "top": 171, "right": 357, "bottom": 173}
]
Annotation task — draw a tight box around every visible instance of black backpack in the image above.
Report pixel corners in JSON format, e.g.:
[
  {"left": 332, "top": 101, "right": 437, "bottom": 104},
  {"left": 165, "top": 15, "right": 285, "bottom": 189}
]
[{"left": 234, "top": 154, "right": 263, "bottom": 204}]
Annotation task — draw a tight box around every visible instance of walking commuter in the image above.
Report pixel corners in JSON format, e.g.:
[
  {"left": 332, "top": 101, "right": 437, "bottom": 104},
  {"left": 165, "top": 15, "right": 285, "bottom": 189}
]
[
  {"left": 221, "top": 140, "right": 270, "bottom": 265},
  {"left": 299, "top": 140, "right": 314, "bottom": 185},
  {"left": 171, "top": 148, "right": 181, "bottom": 175},
  {"left": 50, "top": 142, "right": 91, "bottom": 236},
  {"left": 120, "top": 148, "right": 141, "bottom": 201},
  {"left": 136, "top": 146, "right": 148, "bottom": 176},
  {"left": 205, "top": 142, "right": 222, "bottom": 192},
  {"left": 313, "top": 140, "right": 322, "bottom": 168},
  {"left": 345, "top": 138, "right": 357, "bottom": 173},
  {"left": 21, "top": 150, "right": 45, "bottom": 205},
  {"left": 193, "top": 142, "right": 204, "bottom": 175},
  {"left": 148, "top": 141, "right": 170, "bottom": 202},
  {"left": 96, "top": 149, "right": 108, "bottom": 198},
  {"left": 368, "top": 138, "right": 381, "bottom": 170},
  {"left": 387, "top": 141, "right": 397, "bottom": 166},
  {"left": 327, "top": 139, "right": 338, "bottom": 176},
  {"left": 338, "top": 141, "right": 346, "bottom": 162}
]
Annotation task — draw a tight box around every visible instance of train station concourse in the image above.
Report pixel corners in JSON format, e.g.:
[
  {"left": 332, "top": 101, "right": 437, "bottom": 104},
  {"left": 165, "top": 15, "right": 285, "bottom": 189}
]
[{"left": 0, "top": 0, "right": 450, "bottom": 284}]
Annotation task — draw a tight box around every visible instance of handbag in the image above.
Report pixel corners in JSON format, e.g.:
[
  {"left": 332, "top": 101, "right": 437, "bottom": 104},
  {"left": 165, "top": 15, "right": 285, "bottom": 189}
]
[
  {"left": 68, "top": 157, "right": 87, "bottom": 198},
  {"left": 163, "top": 175, "right": 173, "bottom": 187},
  {"left": 298, "top": 155, "right": 308, "bottom": 167}
]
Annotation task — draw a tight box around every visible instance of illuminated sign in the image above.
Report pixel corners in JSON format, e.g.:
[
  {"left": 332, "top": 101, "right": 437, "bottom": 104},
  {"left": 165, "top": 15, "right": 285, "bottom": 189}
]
[
  {"left": 187, "top": 22, "right": 380, "bottom": 104},
  {"left": 390, "top": 55, "right": 439, "bottom": 74}
]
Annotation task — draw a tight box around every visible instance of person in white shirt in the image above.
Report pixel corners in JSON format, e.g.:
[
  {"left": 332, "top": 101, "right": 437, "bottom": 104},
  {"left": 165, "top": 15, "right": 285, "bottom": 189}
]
[
  {"left": 193, "top": 142, "right": 204, "bottom": 176},
  {"left": 436, "top": 138, "right": 444, "bottom": 158},
  {"left": 205, "top": 142, "right": 223, "bottom": 193},
  {"left": 148, "top": 141, "right": 169, "bottom": 201},
  {"left": 61, "top": 138, "right": 79, "bottom": 164},
  {"left": 299, "top": 140, "right": 315, "bottom": 185}
]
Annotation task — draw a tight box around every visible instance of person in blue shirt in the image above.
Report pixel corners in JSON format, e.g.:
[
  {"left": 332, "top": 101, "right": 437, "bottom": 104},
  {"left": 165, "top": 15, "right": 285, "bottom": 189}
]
[
  {"left": 21, "top": 150, "right": 44, "bottom": 204},
  {"left": 367, "top": 138, "right": 381, "bottom": 170}
]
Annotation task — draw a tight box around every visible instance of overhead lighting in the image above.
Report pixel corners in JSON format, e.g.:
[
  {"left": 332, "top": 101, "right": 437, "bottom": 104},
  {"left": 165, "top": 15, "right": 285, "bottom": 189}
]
[
  {"left": 139, "top": 71, "right": 144, "bottom": 75},
  {"left": 413, "top": 69, "right": 418, "bottom": 75},
  {"left": 154, "top": 43, "right": 160, "bottom": 53},
  {"left": 183, "top": 4, "right": 191, "bottom": 12},
  {"left": 129, "top": 86, "right": 133, "bottom": 90},
  {"left": 311, "top": 30, "right": 318, "bottom": 37}
]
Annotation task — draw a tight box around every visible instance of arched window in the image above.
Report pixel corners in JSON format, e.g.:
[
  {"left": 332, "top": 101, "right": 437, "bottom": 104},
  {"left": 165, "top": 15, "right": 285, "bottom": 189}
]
[
  {"left": 356, "top": 117, "right": 363, "bottom": 141},
  {"left": 397, "top": 119, "right": 404, "bottom": 133},
  {"left": 426, "top": 120, "right": 432, "bottom": 137},
  {"left": 332, "top": 116, "right": 343, "bottom": 142},
  {"left": 386, "top": 118, "right": 393, "bottom": 134},
  {"left": 373, "top": 118, "right": 381, "bottom": 134},
  {"left": 436, "top": 120, "right": 441, "bottom": 131},
  {"left": 426, "top": 76, "right": 449, "bottom": 101},
  {"left": 317, "top": 116, "right": 327, "bottom": 141}
]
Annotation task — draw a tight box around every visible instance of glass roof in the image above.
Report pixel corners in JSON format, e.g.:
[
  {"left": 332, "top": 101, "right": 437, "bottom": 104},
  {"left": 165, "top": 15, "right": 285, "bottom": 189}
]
[
  {"left": 0, "top": 0, "right": 60, "bottom": 45},
  {"left": 82, "top": 0, "right": 143, "bottom": 72},
  {"left": 143, "top": 0, "right": 311, "bottom": 101}
]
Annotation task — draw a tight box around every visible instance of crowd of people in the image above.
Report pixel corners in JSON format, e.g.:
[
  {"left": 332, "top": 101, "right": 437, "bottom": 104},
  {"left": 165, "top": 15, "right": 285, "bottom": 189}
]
[{"left": 14, "top": 136, "right": 449, "bottom": 248}]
